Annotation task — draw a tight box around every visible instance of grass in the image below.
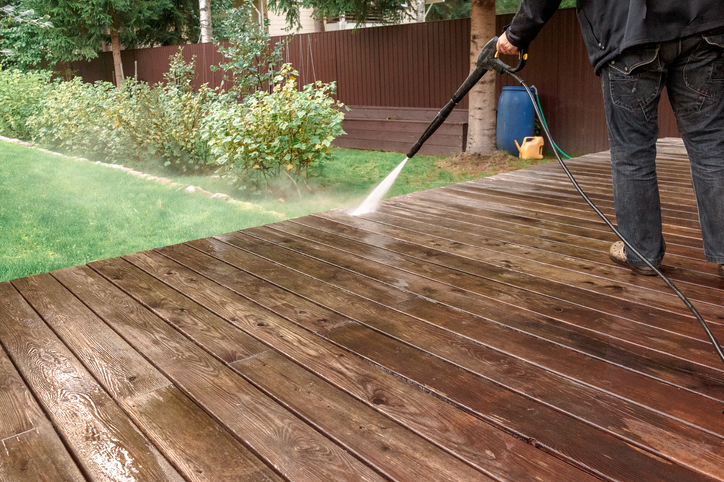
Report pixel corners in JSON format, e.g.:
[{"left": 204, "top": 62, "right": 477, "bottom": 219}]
[
  {"left": 1, "top": 141, "right": 550, "bottom": 282},
  {"left": 0, "top": 140, "right": 284, "bottom": 282},
  {"left": 167, "top": 148, "right": 537, "bottom": 219}
]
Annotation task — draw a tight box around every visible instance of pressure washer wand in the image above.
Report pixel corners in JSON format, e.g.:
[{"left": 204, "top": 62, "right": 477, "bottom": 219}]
[
  {"left": 405, "top": 36, "right": 724, "bottom": 373},
  {"left": 406, "top": 36, "right": 526, "bottom": 159}
]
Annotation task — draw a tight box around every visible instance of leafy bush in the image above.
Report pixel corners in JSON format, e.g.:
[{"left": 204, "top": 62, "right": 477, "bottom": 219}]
[
  {"left": 27, "top": 52, "right": 347, "bottom": 187},
  {"left": 205, "top": 64, "right": 347, "bottom": 192},
  {"left": 212, "top": 3, "right": 288, "bottom": 99},
  {"left": 0, "top": 4, "right": 55, "bottom": 71},
  {"left": 28, "top": 77, "right": 134, "bottom": 161},
  {"left": 0, "top": 68, "right": 53, "bottom": 139},
  {"left": 29, "top": 52, "right": 221, "bottom": 170},
  {"left": 136, "top": 51, "right": 221, "bottom": 170}
]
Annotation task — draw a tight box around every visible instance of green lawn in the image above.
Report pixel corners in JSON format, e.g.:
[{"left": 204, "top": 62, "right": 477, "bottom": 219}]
[
  {"left": 167, "top": 148, "right": 493, "bottom": 219},
  {"left": 0, "top": 140, "right": 283, "bottom": 282},
  {"left": 1, "top": 140, "right": 545, "bottom": 282}
]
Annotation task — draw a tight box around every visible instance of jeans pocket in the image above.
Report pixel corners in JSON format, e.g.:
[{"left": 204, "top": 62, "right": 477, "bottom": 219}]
[
  {"left": 685, "top": 35, "right": 724, "bottom": 98},
  {"left": 607, "top": 47, "right": 662, "bottom": 112}
]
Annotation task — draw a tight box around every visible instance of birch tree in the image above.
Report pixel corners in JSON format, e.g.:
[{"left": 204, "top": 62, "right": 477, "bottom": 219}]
[{"left": 199, "top": 0, "right": 212, "bottom": 42}]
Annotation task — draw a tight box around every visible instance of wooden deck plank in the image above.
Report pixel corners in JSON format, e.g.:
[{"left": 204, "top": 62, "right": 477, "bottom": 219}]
[
  {"left": 12, "top": 273, "right": 281, "bottom": 482},
  {"left": 327, "top": 323, "right": 719, "bottom": 482},
  {"left": 305, "top": 209, "right": 721, "bottom": 356},
  {"left": 216, "top": 228, "right": 724, "bottom": 472},
  {"left": 405, "top": 186, "right": 707, "bottom": 252},
  {"left": 51, "top": 265, "right": 385, "bottom": 482},
  {"left": 312, "top": 208, "right": 720, "bottom": 315},
  {"left": 437, "top": 182, "right": 705, "bottom": 238},
  {"left": 381, "top": 196, "right": 720, "bottom": 285},
  {"left": 445, "top": 184, "right": 702, "bottom": 230},
  {"left": 365, "top": 200, "right": 724, "bottom": 323},
  {"left": 492, "top": 170, "right": 699, "bottom": 205},
  {"left": 230, "top": 227, "right": 724, "bottom": 406},
  {"left": 183, "top": 235, "right": 717, "bottom": 481},
  {"left": 291, "top": 213, "right": 723, "bottom": 370},
  {"left": 234, "top": 350, "right": 489, "bottom": 482},
  {"left": 283, "top": 214, "right": 724, "bottom": 331},
  {"left": 3, "top": 138, "right": 721, "bottom": 481},
  {"left": 481, "top": 176, "right": 699, "bottom": 214},
  {"left": 127, "top": 246, "right": 588, "bottom": 481},
  {"left": 0, "top": 282, "right": 183, "bottom": 481},
  {"left": 0, "top": 345, "right": 85, "bottom": 482}
]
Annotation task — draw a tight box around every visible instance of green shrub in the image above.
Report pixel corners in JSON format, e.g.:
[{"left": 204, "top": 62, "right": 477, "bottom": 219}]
[
  {"left": 0, "top": 68, "right": 53, "bottom": 139},
  {"left": 28, "top": 78, "right": 135, "bottom": 162},
  {"left": 212, "top": 3, "right": 288, "bottom": 100},
  {"left": 29, "top": 54, "right": 221, "bottom": 170},
  {"left": 205, "top": 64, "right": 347, "bottom": 192}
]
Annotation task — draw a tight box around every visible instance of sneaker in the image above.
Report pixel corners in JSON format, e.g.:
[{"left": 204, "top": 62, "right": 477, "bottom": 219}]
[{"left": 609, "top": 241, "right": 658, "bottom": 276}]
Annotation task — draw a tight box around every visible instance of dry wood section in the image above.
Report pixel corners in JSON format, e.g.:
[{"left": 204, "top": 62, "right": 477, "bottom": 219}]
[{"left": 1, "top": 138, "right": 722, "bottom": 481}]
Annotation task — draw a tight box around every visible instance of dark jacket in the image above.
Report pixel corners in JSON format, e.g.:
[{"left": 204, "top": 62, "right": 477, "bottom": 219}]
[{"left": 506, "top": 1, "right": 724, "bottom": 74}]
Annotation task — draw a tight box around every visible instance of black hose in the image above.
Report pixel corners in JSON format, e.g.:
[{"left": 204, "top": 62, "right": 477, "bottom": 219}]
[{"left": 504, "top": 70, "right": 724, "bottom": 369}]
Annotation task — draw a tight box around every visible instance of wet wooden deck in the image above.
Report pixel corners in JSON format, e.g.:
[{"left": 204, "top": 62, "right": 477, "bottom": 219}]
[{"left": 2, "top": 138, "right": 723, "bottom": 481}]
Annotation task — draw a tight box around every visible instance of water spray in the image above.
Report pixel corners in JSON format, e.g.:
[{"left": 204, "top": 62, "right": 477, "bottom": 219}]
[
  {"left": 352, "top": 36, "right": 724, "bottom": 376},
  {"left": 353, "top": 37, "right": 524, "bottom": 216}
]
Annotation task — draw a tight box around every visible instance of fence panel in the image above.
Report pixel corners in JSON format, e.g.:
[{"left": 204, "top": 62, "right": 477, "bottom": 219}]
[{"left": 64, "top": 12, "right": 679, "bottom": 155}]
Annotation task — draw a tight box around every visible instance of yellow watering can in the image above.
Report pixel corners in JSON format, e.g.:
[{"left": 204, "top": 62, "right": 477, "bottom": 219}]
[{"left": 514, "top": 136, "right": 544, "bottom": 159}]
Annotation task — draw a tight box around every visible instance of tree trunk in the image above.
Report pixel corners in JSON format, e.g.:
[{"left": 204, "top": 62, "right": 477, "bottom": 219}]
[
  {"left": 466, "top": 0, "right": 496, "bottom": 154},
  {"left": 199, "top": 0, "right": 212, "bottom": 43},
  {"left": 109, "top": 26, "right": 124, "bottom": 88},
  {"left": 416, "top": 0, "right": 426, "bottom": 23},
  {"left": 313, "top": 16, "right": 325, "bottom": 32}
]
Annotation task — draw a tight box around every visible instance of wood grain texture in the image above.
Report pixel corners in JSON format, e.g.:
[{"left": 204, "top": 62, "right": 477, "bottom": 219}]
[
  {"left": 0, "top": 344, "right": 85, "bottom": 482},
  {"left": 218, "top": 229, "right": 724, "bottom": 427},
  {"left": 89, "top": 257, "right": 268, "bottom": 364},
  {"left": 288, "top": 213, "right": 724, "bottom": 345},
  {"left": 155, "top": 242, "right": 348, "bottom": 334},
  {"left": 256, "top": 215, "right": 724, "bottom": 380},
  {"left": 206, "top": 230, "right": 724, "bottom": 481},
  {"left": 380, "top": 194, "right": 720, "bottom": 286},
  {"left": 122, "top": 386, "right": 282, "bottom": 482},
  {"left": 328, "top": 323, "right": 721, "bottom": 482},
  {"left": 234, "top": 350, "right": 490, "bottom": 482},
  {"left": 51, "top": 264, "right": 385, "bottom": 482},
  {"left": 135, "top": 242, "right": 589, "bottom": 481},
  {"left": 13, "top": 273, "right": 279, "bottom": 482},
  {"left": 0, "top": 282, "right": 183, "bottom": 482},
  {"left": 309, "top": 209, "right": 719, "bottom": 332},
  {"left": 12, "top": 274, "right": 171, "bottom": 401},
  {"left": 289, "top": 213, "right": 724, "bottom": 378}
]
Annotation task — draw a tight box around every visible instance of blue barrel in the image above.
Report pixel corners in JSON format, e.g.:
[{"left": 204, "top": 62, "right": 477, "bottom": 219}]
[{"left": 496, "top": 86, "right": 535, "bottom": 155}]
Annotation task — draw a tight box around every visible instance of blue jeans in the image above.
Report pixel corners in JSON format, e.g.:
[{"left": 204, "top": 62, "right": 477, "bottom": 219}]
[{"left": 600, "top": 28, "right": 724, "bottom": 266}]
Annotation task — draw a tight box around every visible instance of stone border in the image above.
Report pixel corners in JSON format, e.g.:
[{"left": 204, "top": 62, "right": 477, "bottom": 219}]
[{"left": 0, "top": 135, "right": 286, "bottom": 218}]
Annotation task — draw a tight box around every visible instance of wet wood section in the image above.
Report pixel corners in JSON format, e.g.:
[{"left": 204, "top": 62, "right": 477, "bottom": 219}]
[{"left": 2, "top": 138, "right": 723, "bottom": 481}]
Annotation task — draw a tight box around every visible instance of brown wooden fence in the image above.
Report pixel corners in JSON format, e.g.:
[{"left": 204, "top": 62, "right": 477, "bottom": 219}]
[{"left": 65, "top": 10, "right": 679, "bottom": 156}]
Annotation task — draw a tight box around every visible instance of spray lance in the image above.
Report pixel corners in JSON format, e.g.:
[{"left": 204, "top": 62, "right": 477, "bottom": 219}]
[
  {"left": 399, "top": 36, "right": 724, "bottom": 378},
  {"left": 406, "top": 36, "right": 527, "bottom": 159}
]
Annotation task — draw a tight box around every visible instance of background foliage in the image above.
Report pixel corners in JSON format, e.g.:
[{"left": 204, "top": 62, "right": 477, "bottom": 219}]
[
  {"left": 18, "top": 48, "right": 345, "bottom": 192},
  {"left": 0, "top": 3, "right": 54, "bottom": 70},
  {"left": 206, "top": 64, "right": 346, "bottom": 193},
  {"left": 212, "top": 3, "right": 288, "bottom": 99},
  {"left": 0, "top": 68, "right": 53, "bottom": 139}
]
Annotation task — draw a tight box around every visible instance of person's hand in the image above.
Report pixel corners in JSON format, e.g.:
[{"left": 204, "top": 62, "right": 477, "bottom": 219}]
[{"left": 497, "top": 32, "right": 520, "bottom": 56}]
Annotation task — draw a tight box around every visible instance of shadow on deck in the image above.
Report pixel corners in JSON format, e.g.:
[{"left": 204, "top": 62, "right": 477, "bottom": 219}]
[{"left": 1, "top": 138, "right": 723, "bottom": 481}]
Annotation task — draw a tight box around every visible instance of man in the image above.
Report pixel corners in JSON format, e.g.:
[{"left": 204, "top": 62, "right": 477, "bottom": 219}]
[{"left": 497, "top": 2, "right": 724, "bottom": 277}]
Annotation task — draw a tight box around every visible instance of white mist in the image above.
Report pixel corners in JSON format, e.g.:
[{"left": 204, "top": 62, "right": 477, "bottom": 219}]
[{"left": 351, "top": 157, "right": 408, "bottom": 216}]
